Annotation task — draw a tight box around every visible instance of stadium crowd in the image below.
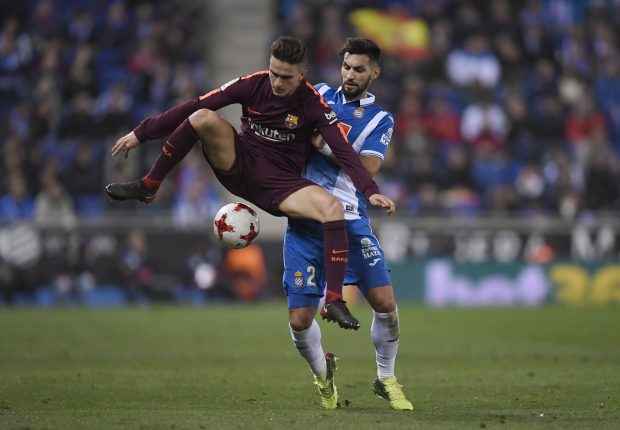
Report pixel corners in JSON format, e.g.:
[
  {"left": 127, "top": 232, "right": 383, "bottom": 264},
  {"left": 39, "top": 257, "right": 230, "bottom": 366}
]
[
  {"left": 279, "top": 0, "right": 620, "bottom": 219},
  {"left": 0, "top": 0, "right": 220, "bottom": 226},
  {"left": 2, "top": 0, "right": 620, "bottom": 223}
]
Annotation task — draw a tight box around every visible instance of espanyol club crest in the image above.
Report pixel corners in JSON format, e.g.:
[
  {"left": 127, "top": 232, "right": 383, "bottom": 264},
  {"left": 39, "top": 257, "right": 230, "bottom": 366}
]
[
  {"left": 294, "top": 271, "right": 305, "bottom": 288},
  {"left": 285, "top": 114, "right": 299, "bottom": 129},
  {"left": 353, "top": 107, "right": 365, "bottom": 118}
]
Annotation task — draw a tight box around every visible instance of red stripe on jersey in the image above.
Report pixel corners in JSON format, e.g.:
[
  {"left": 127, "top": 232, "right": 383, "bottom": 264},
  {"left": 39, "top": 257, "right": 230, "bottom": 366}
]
[
  {"left": 199, "top": 88, "right": 220, "bottom": 100},
  {"left": 241, "top": 70, "right": 269, "bottom": 80},
  {"left": 305, "top": 81, "right": 331, "bottom": 108}
]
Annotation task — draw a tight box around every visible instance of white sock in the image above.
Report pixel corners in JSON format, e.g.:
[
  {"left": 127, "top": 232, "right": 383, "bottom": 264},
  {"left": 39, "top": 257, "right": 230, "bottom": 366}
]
[
  {"left": 371, "top": 307, "right": 400, "bottom": 379},
  {"left": 290, "top": 319, "right": 327, "bottom": 380}
]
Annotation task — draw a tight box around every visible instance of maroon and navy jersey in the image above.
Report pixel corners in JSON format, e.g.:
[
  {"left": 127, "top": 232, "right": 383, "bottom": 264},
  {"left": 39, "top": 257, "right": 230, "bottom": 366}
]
[{"left": 133, "top": 71, "right": 378, "bottom": 199}]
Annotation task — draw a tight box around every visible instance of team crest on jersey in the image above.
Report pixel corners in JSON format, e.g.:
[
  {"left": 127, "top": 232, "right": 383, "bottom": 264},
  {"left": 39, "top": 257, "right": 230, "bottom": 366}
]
[
  {"left": 294, "top": 271, "right": 304, "bottom": 288},
  {"left": 285, "top": 114, "right": 299, "bottom": 129},
  {"left": 353, "top": 107, "right": 365, "bottom": 118}
]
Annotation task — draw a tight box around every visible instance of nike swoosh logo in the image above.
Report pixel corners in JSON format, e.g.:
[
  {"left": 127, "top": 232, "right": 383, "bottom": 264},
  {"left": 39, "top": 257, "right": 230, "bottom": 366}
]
[
  {"left": 332, "top": 249, "right": 348, "bottom": 254},
  {"left": 369, "top": 258, "right": 381, "bottom": 266},
  {"left": 247, "top": 107, "right": 262, "bottom": 115}
]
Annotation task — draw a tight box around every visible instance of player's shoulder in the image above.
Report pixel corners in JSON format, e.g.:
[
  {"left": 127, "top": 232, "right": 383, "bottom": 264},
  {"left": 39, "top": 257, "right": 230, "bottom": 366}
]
[
  {"left": 241, "top": 70, "right": 269, "bottom": 81},
  {"left": 365, "top": 100, "right": 394, "bottom": 128},
  {"left": 216, "top": 70, "right": 268, "bottom": 93},
  {"left": 314, "top": 83, "right": 336, "bottom": 97},
  {"left": 301, "top": 81, "right": 332, "bottom": 110}
]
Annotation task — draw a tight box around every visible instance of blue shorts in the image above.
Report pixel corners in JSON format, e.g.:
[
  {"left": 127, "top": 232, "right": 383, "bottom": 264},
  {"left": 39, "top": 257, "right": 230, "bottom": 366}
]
[{"left": 282, "top": 218, "right": 391, "bottom": 309}]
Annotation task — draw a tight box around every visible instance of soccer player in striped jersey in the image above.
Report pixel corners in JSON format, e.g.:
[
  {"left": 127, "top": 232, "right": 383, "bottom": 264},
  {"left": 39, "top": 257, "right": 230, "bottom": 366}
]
[
  {"left": 283, "top": 37, "right": 413, "bottom": 410},
  {"left": 106, "top": 37, "right": 395, "bottom": 338}
]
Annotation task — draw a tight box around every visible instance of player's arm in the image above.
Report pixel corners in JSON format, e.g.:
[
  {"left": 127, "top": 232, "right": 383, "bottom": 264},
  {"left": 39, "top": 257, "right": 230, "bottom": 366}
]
[
  {"left": 317, "top": 123, "right": 377, "bottom": 197},
  {"left": 360, "top": 154, "right": 382, "bottom": 176},
  {"left": 112, "top": 76, "right": 250, "bottom": 158},
  {"left": 318, "top": 124, "right": 394, "bottom": 214},
  {"left": 312, "top": 134, "right": 382, "bottom": 176}
]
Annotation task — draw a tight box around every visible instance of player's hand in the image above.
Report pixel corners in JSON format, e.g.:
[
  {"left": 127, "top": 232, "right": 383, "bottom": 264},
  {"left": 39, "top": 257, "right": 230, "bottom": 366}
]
[
  {"left": 111, "top": 131, "right": 141, "bottom": 159},
  {"left": 369, "top": 193, "right": 396, "bottom": 215},
  {"left": 311, "top": 133, "right": 326, "bottom": 150}
]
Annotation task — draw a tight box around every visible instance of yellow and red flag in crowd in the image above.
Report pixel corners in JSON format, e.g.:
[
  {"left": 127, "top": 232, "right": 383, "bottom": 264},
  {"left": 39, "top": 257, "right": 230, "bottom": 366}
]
[{"left": 349, "top": 8, "right": 429, "bottom": 61}]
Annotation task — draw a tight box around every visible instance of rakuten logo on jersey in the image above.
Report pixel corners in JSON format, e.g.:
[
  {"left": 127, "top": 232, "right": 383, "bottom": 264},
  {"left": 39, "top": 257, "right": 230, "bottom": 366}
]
[{"left": 249, "top": 119, "right": 295, "bottom": 142}]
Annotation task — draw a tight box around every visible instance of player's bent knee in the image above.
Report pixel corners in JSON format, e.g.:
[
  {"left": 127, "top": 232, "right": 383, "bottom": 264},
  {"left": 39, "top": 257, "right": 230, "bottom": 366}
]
[
  {"left": 320, "top": 195, "right": 344, "bottom": 221},
  {"left": 189, "top": 109, "right": 219, "bottom": 132}
]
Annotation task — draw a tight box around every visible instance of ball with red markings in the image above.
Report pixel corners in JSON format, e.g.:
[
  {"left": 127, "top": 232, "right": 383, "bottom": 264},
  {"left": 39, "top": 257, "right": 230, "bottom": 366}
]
[{"left": 213, "top": 202, "right": 260, "bottom": 249}]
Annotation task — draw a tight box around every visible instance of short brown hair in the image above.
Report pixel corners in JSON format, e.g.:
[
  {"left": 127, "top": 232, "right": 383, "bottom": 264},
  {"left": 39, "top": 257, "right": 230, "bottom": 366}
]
[
  {"left": 271, "top": 36, "right": 307, "bottom": 65},
  {"left": 339, "top": 37, "right": 381, "bottom": 63}
]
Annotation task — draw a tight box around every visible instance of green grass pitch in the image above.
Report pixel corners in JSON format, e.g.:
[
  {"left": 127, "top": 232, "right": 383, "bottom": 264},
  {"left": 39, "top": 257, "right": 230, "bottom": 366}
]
[{"left": 1, "top": 304, "right": 618, "bottom": 429}]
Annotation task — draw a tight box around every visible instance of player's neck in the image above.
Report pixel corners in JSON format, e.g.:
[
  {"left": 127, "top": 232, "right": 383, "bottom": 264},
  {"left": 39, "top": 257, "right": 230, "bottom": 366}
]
[{"left": 344, "top": 91, "right": 368, "bottom": 104}]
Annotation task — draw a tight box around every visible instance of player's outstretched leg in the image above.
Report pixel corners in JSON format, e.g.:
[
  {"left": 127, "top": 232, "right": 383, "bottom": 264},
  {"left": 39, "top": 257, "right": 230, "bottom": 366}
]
[
  {"left": 107, "top": 118, "right": 200, "bottom": 203},
  {"left": 370, "top": 306, "right": 413, "bottom": 410},
  {"left": 314, "top": 352, "right": 339, "bottom": 409}
]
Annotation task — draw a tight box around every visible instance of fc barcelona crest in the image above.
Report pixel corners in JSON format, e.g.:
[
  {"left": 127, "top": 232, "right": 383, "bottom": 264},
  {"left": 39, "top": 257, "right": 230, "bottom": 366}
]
[{"left": 285, "top": 114, "right": 299, "bottom": 129}]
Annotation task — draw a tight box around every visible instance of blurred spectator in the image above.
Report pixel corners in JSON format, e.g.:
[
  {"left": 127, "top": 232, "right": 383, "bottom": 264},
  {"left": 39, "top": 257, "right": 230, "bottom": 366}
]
[
  {"left": 65, "top": 144, "right": 103, "bottom": 200},
  {"left": 439, "top": 147, "right": 478, "bottom": 207},
  {"left": 120, "top": 229, "right": 154, "bottom": 303},
  {"left": 565, "top": 92, "right": 609, "bottom": 167},
  {"left": 34, "top": 178, "right": 77, "bottom": 229},
  {"left": 514, "top": 161, "right": 546, "bottom": 214},
  {"left": 582, "top": 150, "right": 619, "bottom": 212},
  {"left": 461, "top": 91, "right": 509, "bottom": 151},
  {"left": 0, "top": 172, "right": 33, "bottom": 221},
  {"left": 97, "top": 0, "right": 131, "bottom": 48},
  {"left": 446, "top": 34, "right": 500, "bottom": 89},
  {"left": 224, "top": 244, "right": 267, "bottom": 302},
  {"left": 96, "top": 83, "right": 134, "bottom": 135},
  {"left": 172, "top": 149, "right": 222, "bottom": 225},
  {"left": 423, "top": 94, "right": 461, "bottom": 147},
  {"left": 64, "top": 43, "right": 98, "bottom": 100},
  {"left": 59, "top": 92, "right": 98, "bottom": 140}
]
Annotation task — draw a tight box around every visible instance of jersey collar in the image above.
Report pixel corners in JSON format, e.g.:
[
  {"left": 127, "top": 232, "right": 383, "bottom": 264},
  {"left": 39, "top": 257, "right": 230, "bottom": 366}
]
[{"left": 336, "top": 86, "right": 376, "bottom": 106}]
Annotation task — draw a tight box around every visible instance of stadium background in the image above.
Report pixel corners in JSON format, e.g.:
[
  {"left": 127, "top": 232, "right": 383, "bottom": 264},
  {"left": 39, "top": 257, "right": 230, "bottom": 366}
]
[{"left": 1, "top": 0, "right": 620, "bottom": 308}]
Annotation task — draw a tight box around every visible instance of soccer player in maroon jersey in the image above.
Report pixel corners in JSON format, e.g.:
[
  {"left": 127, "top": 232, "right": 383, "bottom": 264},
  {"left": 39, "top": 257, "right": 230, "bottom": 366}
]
[{"left": 106, "top": 36, "right": 395, "bottom": 330}]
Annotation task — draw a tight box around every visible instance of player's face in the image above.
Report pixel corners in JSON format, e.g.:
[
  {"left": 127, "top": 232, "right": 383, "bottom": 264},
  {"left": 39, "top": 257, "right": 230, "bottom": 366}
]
[
  {"left": 341, "top": 53, "right": 380, "bottom": 100},
  {"left": 269, "top": 56, "right": 306, "bottom": 97}
]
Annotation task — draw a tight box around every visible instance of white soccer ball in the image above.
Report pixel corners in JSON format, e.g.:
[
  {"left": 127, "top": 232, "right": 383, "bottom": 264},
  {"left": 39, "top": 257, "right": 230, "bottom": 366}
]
[{"left": 213, "top": 202, "right": 260, "bottom": 249}]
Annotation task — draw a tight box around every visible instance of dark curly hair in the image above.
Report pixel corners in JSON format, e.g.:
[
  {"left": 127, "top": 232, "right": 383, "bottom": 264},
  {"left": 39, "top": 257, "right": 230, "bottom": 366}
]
[{"left": 339, "top": 37, "right": 381, "bottom": 63}]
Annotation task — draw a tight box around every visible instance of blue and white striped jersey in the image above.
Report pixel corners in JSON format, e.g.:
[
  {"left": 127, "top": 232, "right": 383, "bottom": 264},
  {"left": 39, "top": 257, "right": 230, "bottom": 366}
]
[{"left": 304, "top": 83, "right": 394, "bottom": 220}]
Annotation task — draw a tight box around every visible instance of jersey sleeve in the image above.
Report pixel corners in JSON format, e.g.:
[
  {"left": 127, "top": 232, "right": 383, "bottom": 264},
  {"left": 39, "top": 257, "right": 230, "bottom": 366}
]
[
  {"left": 132, "top": 73, "right": 259, "bottom": 142},
  {"left": 359, "top": 113, "right": 394, "bottom": 160},
  {"left": 133, "top": 98, "right": 202, "bottom": 142},
  {"left": 304, "top": 83, "right": 379, "bottom": 199},
  {"left": 197, "top": 72, "right": 258, "bottom": 110}
]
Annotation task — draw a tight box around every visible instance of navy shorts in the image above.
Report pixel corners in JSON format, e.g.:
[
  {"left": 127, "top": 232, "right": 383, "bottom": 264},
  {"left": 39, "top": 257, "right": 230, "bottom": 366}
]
[
  {"left": 203, "top": 131, "right": 315, "bottom": 216},
  {"left": 282, "top": 218, "right": 392, "bottom": 309}
]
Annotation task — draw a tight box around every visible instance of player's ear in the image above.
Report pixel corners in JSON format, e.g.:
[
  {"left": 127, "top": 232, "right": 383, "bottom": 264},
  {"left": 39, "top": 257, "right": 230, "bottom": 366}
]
[
  {"left": 371, "top": 65, "right": 380, "bottom": 80},
  {"left": 299, "top": 66, "right": 307, "bottom": 79}
]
